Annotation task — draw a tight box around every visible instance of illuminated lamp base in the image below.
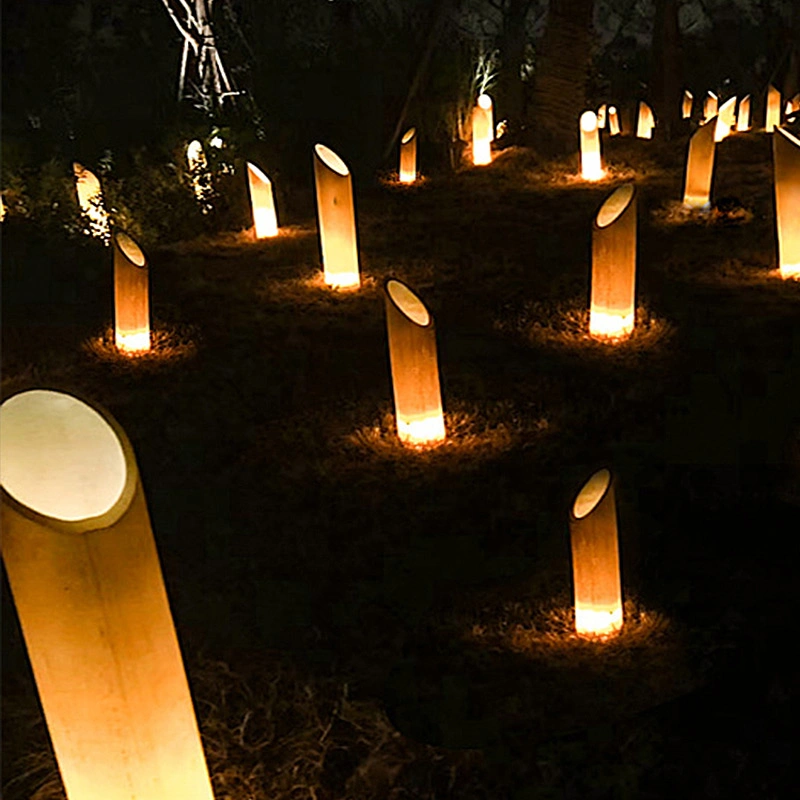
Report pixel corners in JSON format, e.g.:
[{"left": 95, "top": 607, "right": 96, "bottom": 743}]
[
  {"left": 683, "top": 196, "right": 711, "bottom": 211},
  {"left": 575, "top": 604, "right": 623, "bottom": 637},
  {"left": 589, "top": 311, "right": 634, "bottom": 340},
  {"left": 115, "top": 331, "right": 151, "bottom": 353},
  {"left": 397, "top": 414, "right": 446, "bottom": 447},
  {"left": 399, "top": 170, "right": 416, "bottom": 184},
  {"left": 324, "top": 272, "right": 360, "bottom": 290},
  {"left": 581, "top": 158, "right": 605, "bottom": 182},
  {"left": 253, "top": 209, "right": 278, "bottom": 239},
  {"left": 473, "top": 140, "right": 492, "bottom": 166},
  {"left": 780, "top": 264, "right": 800, "bottom": 279}
]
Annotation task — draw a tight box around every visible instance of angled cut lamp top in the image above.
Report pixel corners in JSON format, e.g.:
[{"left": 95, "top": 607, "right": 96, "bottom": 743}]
[
  {"left": 401, "top": 127, "right": 417, "bottom": 145},
  {"left": 386, "top": 279, "right": 431, "bottom": 327},
  {"left": 596, "top": 184, "right": 635, "bottom": 229},
  {"left": 315, "top": 144, "right": 350, "bottom": 177},
  {"left": 572, "top": 468, "right": 611, "bottom": 520}
]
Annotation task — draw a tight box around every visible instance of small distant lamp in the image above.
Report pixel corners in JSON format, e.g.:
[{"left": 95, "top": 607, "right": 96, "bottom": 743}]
[
  {"left": 73, "top": 162, "right": 109, "bottom": 237},
  {"left": 597, "top": 104, "right": 607, "bottom": 129},
  {"left": 766, "top": 85, "right": 782, "bottom": 132},
  {"left": 399, "top": 127, "right": 418, "bottom": 183},
  {"left": 683, "top": 114, "right": 717, "bottom": 209},
  {"left": 569, "top": 468, "right": 623, "bottom": 637},
  {"left": 113, "top": 231, "right": 150, "bottom": 353},
  {"left": 607, "top": 106, "right": 621, "bottom": 136},
  {"left": 715, "top": 96, "right": 737, "bottom": 141},
  {"left": 774, "top": 127, "right": 800, "bottom": 278},
  {"left": 703, "top": 91, "right": 718, "bottom": 122},
  {"left": 246, "top": 162, "right": 279, "bottom": 238},
  {"left": 579, "top": 111, "right": 604, "bottom": 181},
  {"left": 590, "top": 185, "right": 637, "bottom": 340},
  {"left": 0, "top": 389, "right": 215, "bottom": 800},
  {"left": 313, "top": 144, "right": 360, "bottom": 289},
  {"left": 384, "top": 279, "right": 445, "bottom": 447},
  {"left": 682, "top": 90, "right": 693, "bottom": 119},
  {"left": 787, "top": 93, "right": 800, "bottom": 114},
  {"left": 472, "top": 94, "right": 494, "bottom": 166},
  {"left": 636, "top": 102, "right": 655, "bottom": 139},
  {"left": 736, "top": 95, "right": 751, "bottom": 132}
]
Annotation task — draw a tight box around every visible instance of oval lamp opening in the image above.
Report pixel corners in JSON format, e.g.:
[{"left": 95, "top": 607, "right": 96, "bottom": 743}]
[
  {"left": 478, "top": 94, "right": 492, "bottom": 110},
  {"left": 247, "top": 161, "right": 271, "bottom": 185},
  {"left": 0, "top": 390, "right": 127, "bottom": 522},
  {"left": 573, "top": 468, "right": 611, "bottom": 519},
  {"left": 387, "top": 280, "right": 430, "bottom": 326},
  {"left": 580, "top": 111, "right": 598, "bottom": 132},
  {"left": 314, "top": 144, "right": 350, "bottom": 177},
  {"left": 596, "top": 184, "right": 635, "bottom": 228},
  {"left": 115, "top": 231, "right": 146, "bottom": 267},
  {"left": 401, "top": 128, "right": 416, "bottom": 144}
]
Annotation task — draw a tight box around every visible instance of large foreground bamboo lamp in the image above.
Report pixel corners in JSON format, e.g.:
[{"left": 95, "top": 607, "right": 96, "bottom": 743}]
[
  {"left": 113, "top": 231, "right": 150, "bottom": 353},
  {"left": 703, "top": 91, "right": 718, "bottom": 122},
  {"left": 399, "top": 127, "right": 418, "bottom": 183},
  {"left": 579, "top": 111, "right": 604, "bottom": 181},
  {"left": 682, "top": 90, "right": 693, "bottom": 119},
  {"left": 766, "top": 85, "right": 782, "bottom": 132},
  {"left": 313, "top": 144, "right": 360, "bottom": 289},
  {"left": 773, "top": 127, "right": 800, "bottom": 278},
  {"left": 636, "top": 102, "right": 655, "bottom": 139},
  {"left": 736, "top": 94, "right": 751, "bottom": 132},
  {"left": 607, "top": 106, "right": 621, "bottom": 136},
  {"left": 246, "top": 161, "right": 279, "bottom": 238},
  {"left": 0, "top": 389, "right": 215, "bottom": 800},
  {"left": 73, "top": 162, "right": 109, "bottom": 237},
  {"left": 590, "top": 184, "right": 637, "bottom": 340},
  {"left": 715, "top": 96, "right": 737, "bottom": 141},
  {"left": 384, "top": 279, "right": 445, "bottom": 447},
  {"left": 683, "top": 114, "right": 718, "bottom": 209},
  {"left": 569, "top": 468, "right": 623, "bottom": 636},
  {"left": 472, "top": 94, "right": 494, "bottom": 166}
]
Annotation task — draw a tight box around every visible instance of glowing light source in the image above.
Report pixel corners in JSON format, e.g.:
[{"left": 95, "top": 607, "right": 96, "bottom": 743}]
[
  {"left": 736, "top": 94, "right": 751, "bottom": 131},
  {"left": 788, "top": 93, "right": 800, "bottom": 114},
  {"left": 579, "top": 111, "right": 604, "bottom": 181},
  {"left": 313, "top": 144, "right": 360, "bottom": 289},
  {"left": 703, "top": 91, "right": 718, "bottom": 122},
  {"left": 569, "top": 468, "right": 623, "bottom": 637},
  {"left": 715, "top": 96, "right": 737, "bottom": 141},
  {"left": 113, "top": 231, "right": 150, "bottom": 353},
  {"left": 636, "top": 102, "right": 655, "bottom": 139},
  {"left": 607, "top": 106, "right": 620, "bottom": 136},
  {"left": 246, "top": 162, "right": 279, "bottom": 238},
  {"left": 597, "top": 104, "right": 607, "bottom": 129},
  {"left": 472, "top": 94, "right": 494, "bottom": 166},
  {"left": 774, "top": 127, "right": 800, "bottom": 278},
  {"left": 683, "top": 114, "right": 717, "bottom": 209},
  {"left": 73, "top": 162, "right": 110, "bottom": 240},
  {"left": 766, "top": 85, "right": 782, "bottom": 132},
  {"left": 590, "top": 185, "right": 637, "bottom": 340},
  {"left": 399, "top": 127, "right": 418, "bottom": 183},
  {"left": 384, "top": 279, "right": 445, "bottom": 447},
  {"left": 682, "top": 90, "right": 693, "bottom": 119},
  {"left": 186, "top": 140, "right": 212, "bottom": 210},
  {"left": 0, "top": 389, "right": 215, "bottom": 800}
]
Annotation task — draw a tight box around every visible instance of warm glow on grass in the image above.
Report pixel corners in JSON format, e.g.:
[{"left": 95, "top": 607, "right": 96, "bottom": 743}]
[
  {"left": 574, "top": 605, "right": 624, "bottom": 637},
  {"left": 396, "top": 413, "right": 447, "bottom": 448},
  {"left": 589, "top": 310, "right": 635, "bottom": 340},
  {"left": 115, "top": 330, "right": 152, "bottom": 353}
]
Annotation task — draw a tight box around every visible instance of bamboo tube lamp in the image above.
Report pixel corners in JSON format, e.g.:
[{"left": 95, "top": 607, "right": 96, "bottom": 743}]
[
  {"left": 384, "top": 279, "right": 445, "bottom": 447},
  {"left": 715, "top": 96, "right": 737, "bottom": 141},
  {"left": 113, "top": 231, "right": 150, "bottom": 353},
  {"left": 472, "top": 94, "right": 494, "bottom": 166},
  {"left": 72, "top": 162, "right": 109, "bottom": 235},
  {"left": 607, "top": 106, "right": 621, "bottom": 136},
  {"left": 0, "top": 389, "right": 215, "bottom": 800},
  {"left": 569, "top": 468, "right": 623, "bottom": 636},
  {"left": 246, "top": 162, "right": 279, "bottom": 238},
  {"left": 766, "top": 85, "right": 781, "bottom": 132},
  {"left": 590, "top": 185, "right": 637, "bottom": 340},
  {"left": 636, "top": 102, "right": 655, "bottom": 139},
  {"left": 788, "top": 93, "right": 800, "bottom": 114},
  {"left": 313, "top": 144, "right": 360, "bottom": 289},
  {"left": 683, "top": 114, "right": 717, "bottom": 209},
  {"left": 399, "top": 127, "right": 418, "bottom": 183},
  {"left": 682, "top": 90, "right": 693, "bottom": 119},
  {"left": 703, "top": 91, "right": 718, "bottom": 122},
  {"left": 579, "top": 111, "right": 604, "bottom": 181},
  {"left": 597, "top": 104, "right": 607, "bottom": 129},
  {"left": 774, "top": 127, "right": 800, "bottom": 278},
  {"left": 736, "top": 94, "right": 751, "bottom": 131}
]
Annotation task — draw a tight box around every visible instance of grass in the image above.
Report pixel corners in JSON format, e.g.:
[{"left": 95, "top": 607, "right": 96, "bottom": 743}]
[{"left": 2, "top": 131, "right": 797, "bottom": 798}]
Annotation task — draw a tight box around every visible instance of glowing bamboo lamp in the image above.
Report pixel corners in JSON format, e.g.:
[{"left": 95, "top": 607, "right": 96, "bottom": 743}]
[
  {"left": 774, "top": 127, "right": 800, "bottom": 278},
  {"left": 590, "top": 185, "right": 637, "bottom": 340},
  {"left": 399, "top": 127, "right": 418, "bottom": 183},
  {"left": 736, "top": 94, "right": 751, "bottom": 131},
  {"left": 113, "top": 231, "right": 150, "bottom": 353},
  {"left": 569, "top": 468, "right": 623, "bottom": 636},
  {"left": 579, "top": 111, "right": 604, "bottom": 181},
  {"left": 682, "top": 90, "right": 693, "bottom": 119},
  {"left": 313, "top": 144, "right": 360, "bottom": 289},
  {"left": 0, "top": 389, "right": 215, "bottom": 800},
  {"left": 636, "top": 102, "right": 655, "bottom": 139},
  {"left": 703, "top": 91, "right": 718, "bottom": 122},
  {"left": 683, "top": 114, "right": 717, "bottom": 209},
  {"left": 766, "top": 85, "right": 781, "bottom": 132},
  {"left": 72, "top": 162, "right": 109, "bottom": 235},
  {"left": 472, "top": 94, "right": 494, "bottom": 166},
  {"left": 597, "top": 104, "right": 607, "bottom": 129},
  {"left": 607, "top": 106, "right": 621, "bottom": 136},
  {"left": 715, "top": 96, "right": 737, "bottom": 141},
  {"left": 788, "top": 93, "right": 800, "bottom": 114},
  {"left": 246, "top": 162, "right": 279, "bottom": 238},
  {"left": 384, "top": 279, "right": 445, "bottom": 447}
]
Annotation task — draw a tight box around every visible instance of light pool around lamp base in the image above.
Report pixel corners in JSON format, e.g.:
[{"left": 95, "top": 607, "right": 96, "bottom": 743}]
[
  {"left": 115, "top": 330, "right": 152, "bottom": 354},
  {"left": 396, "top": 413, "right": 446, "bottom": 448},
  {"left": 589, "top": 310, "right": 634, "bottom": 341},
  {"left": 575, "top": 605, "right": 624, "bottom": 638}
]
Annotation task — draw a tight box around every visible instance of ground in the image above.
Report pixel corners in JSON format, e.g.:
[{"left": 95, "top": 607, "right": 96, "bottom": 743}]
[{"left": 1, "top": 131, "right": 797, "bottom": 799}]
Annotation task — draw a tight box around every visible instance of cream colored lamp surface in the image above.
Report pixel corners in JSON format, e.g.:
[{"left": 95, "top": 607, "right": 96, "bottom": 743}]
[
  {"left": 715, "top": 96, "right": 737, "bottom": 141},
  {"left": 703, "top": 91, "right": 718, "bottom": 122},
  {"left": 399, "top": 127, "right": 418, "bottom": 183},
  {"left": 607, "top": 106, "right": 621, "bottom": 136},
  {"left": 113, "top": 230, "right": 150, "bottom": 353},
  {"left": 736, "top": 95, "right": 751, "bottom": 132},
  {"left": 579, "top": 110, "right": 604, "bottom": 180},
  {"left": 246, "top": 161, "right": 279, "bottom": 238},
  {"left": 683, "top": 114, "right": 717, "bottom": 208},
  {"left": 597, "top": 104, "right": 607, "bottom": 129},
  {"left": 73, "top": 162, "right": 109, "bottom": 237},
  {"left": 636, "top": 102, "right": 655, "bottom": 139},
  {"left": 766, "top": 85, "right": 782, "bottom": 132},
  {"left": 682, "top": 90, "right": 693, "bottom": 119},
  {"left": 472, "top": 94, "right": 494, "bottom": 165},
  {"left": 0, "top": 389, "right": 215, "bottom": 800},
  {"left": 774, "top": 127, "right": 800, "bottom": 277}
]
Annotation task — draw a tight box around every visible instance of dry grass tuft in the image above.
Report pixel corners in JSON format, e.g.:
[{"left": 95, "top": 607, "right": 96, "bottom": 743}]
[
  {"left": 652, "top": 199, "right": 754, "bottom": 227},
  {"left": 256, "top": 271, "right": 381, "bottom": 310},
  {"left": 377, "top": 172, "right": 430, "bottom": 190},
  {"left": 83, "top": 322, "right": 198, "bottom": 369},
  {"left": 161, "top": 225, "right": 316, "bottom": 257}
]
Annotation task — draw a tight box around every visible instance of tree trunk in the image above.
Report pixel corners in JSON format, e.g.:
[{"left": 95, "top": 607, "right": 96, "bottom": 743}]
[
  {"left": 498, "top": 0, "right": 533, "bottom": 134},
  {"left": 526, "top": 0, "right": 596, "bottom": 157},
  {"left": 652, "top": 0, "right": 682, "bottom": 139}
]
